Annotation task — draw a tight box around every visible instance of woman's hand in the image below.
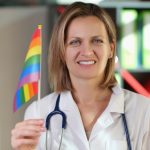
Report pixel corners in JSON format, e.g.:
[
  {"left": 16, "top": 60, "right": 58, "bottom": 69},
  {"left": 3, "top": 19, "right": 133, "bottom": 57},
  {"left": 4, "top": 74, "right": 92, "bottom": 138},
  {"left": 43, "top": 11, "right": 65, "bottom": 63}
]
[{"left": 11, "top": 119, "right": 45, "bottom": 150}]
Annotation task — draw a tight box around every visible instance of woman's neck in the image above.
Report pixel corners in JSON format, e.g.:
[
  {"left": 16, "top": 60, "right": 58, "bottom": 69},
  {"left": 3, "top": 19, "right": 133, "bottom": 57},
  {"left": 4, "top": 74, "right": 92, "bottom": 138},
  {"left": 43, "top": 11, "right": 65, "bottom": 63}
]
[{"left": 71, "top": 78, "right": 110, "bottom": 105}]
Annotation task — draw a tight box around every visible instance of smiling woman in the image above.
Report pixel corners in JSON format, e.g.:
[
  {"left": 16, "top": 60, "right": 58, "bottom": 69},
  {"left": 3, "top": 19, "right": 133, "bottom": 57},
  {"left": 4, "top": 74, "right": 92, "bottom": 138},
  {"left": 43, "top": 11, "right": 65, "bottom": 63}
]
[
  {"left": 11, "top": 2, "right": 150, "bottom": 150},
  {"left": 49, "top": 2, "right": 117, "bottom": 92},
  {"left": 65, "top": 16, "right": 114, "bottom": 85}
]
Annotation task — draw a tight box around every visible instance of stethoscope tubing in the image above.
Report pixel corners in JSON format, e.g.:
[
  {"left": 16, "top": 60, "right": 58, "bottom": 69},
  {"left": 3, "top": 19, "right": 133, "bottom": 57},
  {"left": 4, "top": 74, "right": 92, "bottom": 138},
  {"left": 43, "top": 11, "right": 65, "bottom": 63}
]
[
  {"left": 45, "top": 94, "right": 66, "bottom": 150},
  {"left": 45, "top": 94, "right": 132, "bottom": 150},
  {"left": 46, "top": 94, "right": 67, "bottom": 130},
  {"left": 122, "top": 113, "right": 132, "bottom": 150}
]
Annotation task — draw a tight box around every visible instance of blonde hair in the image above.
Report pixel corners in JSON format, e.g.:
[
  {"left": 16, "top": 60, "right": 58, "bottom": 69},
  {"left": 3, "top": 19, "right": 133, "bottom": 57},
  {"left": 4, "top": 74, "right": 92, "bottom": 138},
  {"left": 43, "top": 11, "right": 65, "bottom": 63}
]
[{"left": 48, "top": 2, "right": 117, "bottom": 92}]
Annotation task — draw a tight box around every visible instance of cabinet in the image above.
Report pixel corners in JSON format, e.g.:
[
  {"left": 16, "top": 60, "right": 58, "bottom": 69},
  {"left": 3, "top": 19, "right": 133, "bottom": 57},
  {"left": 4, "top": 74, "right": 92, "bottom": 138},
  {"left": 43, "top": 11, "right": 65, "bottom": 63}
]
[{"left": 99, "top": 1, "right": 150, "bottom": 97}]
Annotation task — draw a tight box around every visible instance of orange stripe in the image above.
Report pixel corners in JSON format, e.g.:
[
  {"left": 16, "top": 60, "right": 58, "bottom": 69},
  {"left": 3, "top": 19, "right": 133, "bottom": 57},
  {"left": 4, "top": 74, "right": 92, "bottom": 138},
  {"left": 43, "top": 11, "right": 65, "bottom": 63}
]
[
  {"left": 29, "top": 37, "right": 41, "bottom": 49},
  {"left": 28, "top": 83, "right": 34, "bottom": 98}
]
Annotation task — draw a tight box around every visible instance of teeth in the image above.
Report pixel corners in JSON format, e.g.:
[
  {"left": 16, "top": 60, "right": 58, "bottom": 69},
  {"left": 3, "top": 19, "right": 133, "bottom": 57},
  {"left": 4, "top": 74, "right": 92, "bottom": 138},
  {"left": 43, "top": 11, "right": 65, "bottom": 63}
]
[{"left": 78, "top": 61, "right": 95, "bottom": 65}]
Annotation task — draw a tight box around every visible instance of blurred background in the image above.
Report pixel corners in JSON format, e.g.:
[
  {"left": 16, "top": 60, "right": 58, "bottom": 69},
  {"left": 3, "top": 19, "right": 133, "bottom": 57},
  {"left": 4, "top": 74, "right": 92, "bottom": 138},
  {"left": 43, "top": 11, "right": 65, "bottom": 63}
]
[{"left": 0, "top": 0, "right": 150, "bottom": 149}]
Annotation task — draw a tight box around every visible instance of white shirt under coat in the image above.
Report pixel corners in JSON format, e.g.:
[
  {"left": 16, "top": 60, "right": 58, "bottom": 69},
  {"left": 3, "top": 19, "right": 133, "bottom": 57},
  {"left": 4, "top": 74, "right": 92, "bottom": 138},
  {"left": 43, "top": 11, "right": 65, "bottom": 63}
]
[{"left": 24, "top": 85, "right": 150, "bottom": 150}]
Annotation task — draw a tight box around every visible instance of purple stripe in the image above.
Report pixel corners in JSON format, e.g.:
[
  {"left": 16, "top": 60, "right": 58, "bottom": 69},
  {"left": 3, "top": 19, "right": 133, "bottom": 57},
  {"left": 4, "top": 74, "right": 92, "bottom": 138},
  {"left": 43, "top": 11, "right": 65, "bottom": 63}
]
[{"left": 17, "top": 72, "right": 40, "bottom": 89}]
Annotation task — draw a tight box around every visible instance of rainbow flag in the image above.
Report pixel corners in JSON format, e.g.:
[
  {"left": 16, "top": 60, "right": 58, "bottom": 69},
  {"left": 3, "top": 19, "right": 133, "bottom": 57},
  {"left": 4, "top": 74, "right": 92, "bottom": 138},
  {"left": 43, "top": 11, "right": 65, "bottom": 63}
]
[{"left": 13, "top": 25, "right": 42, "bottom": 112}]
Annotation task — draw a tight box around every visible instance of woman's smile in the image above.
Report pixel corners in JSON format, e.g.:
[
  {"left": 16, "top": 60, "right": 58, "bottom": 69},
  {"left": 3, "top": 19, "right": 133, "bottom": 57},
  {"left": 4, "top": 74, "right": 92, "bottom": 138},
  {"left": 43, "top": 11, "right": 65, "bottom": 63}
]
[{"left": 77, "top": 60, "right": 96, "bottom": 65}]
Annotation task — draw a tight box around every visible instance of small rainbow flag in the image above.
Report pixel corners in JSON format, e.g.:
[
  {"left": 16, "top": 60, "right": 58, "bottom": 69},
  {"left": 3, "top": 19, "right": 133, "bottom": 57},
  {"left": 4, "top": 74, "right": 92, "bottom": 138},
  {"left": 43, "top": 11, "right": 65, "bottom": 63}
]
[{"left": 13, "top": 25, "right": 42, "bottom": 112}]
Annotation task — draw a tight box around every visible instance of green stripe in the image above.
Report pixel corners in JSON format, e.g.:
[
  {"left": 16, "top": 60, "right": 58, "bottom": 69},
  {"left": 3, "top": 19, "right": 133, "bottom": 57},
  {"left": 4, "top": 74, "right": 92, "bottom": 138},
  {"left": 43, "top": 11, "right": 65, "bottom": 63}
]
[
  {"left": 20, "top": 87, "right": 25, "bottom": 104},
  {"left": 24, "top": 55, "right": 40, "bottom": 68}
]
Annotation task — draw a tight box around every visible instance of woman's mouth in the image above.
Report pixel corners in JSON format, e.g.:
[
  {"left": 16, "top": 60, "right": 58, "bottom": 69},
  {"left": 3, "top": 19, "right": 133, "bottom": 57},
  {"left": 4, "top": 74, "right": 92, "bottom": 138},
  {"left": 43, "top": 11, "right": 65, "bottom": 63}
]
[{"left": 77, "top": 60, "right": 96, "bottom": 65}]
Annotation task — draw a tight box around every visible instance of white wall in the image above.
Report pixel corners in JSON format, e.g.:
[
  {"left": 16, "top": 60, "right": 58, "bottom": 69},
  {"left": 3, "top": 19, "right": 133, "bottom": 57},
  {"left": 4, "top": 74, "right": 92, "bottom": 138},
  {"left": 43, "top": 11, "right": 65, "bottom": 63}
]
[{"left": 0, "top": 6, "right": 52, "bottom": 149}]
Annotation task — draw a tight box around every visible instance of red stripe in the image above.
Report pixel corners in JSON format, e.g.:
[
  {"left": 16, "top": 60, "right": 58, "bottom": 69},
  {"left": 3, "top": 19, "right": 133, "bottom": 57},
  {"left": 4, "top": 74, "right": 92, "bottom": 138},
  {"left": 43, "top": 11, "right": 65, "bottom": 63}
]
[
  {"left": 32, "top": 28, "right": 40, "bottom": 40},
  {"left": 32, "top": 82, "right": 38, "bottom": 94}
]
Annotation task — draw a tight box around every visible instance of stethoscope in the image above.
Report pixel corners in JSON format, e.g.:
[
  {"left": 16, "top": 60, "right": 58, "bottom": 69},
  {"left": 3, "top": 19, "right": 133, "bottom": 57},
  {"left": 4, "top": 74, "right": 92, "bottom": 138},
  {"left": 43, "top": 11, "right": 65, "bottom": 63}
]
[{"left": 45, "top": 94, "right": 132, "bottom": 150}]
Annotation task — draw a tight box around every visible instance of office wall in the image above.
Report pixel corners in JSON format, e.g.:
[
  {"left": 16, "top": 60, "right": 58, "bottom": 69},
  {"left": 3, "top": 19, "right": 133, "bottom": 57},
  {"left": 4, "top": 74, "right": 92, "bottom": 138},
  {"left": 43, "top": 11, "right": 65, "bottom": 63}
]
[{"left": 0, "top": 6, "right": 53, "bottom": 149}]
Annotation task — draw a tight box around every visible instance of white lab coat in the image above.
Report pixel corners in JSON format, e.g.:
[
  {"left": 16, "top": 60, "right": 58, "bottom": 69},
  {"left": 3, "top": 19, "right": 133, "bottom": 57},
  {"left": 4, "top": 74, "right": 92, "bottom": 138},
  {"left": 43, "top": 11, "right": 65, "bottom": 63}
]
[{"left": 24, "top": 85, "right": 150, "bottom": 150}]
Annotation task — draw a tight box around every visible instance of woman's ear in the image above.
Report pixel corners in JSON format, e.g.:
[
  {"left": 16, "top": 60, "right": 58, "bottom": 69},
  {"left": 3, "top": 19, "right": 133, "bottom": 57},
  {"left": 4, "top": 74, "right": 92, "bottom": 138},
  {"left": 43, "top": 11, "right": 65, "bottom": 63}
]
[{"left": 109, "top": 41, "right": 115, "bottom": 58}]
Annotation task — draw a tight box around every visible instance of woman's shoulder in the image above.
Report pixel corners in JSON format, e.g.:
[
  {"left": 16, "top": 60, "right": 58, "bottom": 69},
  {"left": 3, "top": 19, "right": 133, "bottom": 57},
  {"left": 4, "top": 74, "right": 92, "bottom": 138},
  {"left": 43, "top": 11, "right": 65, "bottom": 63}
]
[
  {"left": 121, "top": 88, "right": 150, "bottom": 131},
  {"left": 112, "top": 85, "right": 150, "bottom": 107},
  {"left": 122, "top": 88, "right": 150, "bottom": 107},
  {"left": 113, "top": 85, "right": 150, "bottom": 116}
]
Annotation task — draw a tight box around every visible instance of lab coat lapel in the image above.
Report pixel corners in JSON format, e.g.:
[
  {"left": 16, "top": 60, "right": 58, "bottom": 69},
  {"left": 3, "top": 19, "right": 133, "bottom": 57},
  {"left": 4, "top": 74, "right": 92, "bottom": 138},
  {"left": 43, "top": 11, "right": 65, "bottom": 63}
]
[
  {"left": 60, "top": 91, "right": 88, "bottom": 144},
  {"left": 89, "top": 85, "right": 125, "bottom": 141},
  {"left": 89, "top": 109, "right": 114, "bottom": 141}
]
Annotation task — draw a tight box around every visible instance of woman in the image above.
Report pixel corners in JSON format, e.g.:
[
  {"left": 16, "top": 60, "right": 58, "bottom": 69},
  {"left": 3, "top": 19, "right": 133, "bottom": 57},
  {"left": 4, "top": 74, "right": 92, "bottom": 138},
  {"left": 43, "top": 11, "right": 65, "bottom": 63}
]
[{"left": 11, "top": 2, "right": 150, "bottom": 150}]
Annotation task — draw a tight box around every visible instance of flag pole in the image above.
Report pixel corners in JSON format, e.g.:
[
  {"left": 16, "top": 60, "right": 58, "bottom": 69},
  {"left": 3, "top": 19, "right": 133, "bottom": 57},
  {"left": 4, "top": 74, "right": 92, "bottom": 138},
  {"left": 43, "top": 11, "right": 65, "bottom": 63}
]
[{"left": 37, "top": 24, "right": 42, "bottom": 117}]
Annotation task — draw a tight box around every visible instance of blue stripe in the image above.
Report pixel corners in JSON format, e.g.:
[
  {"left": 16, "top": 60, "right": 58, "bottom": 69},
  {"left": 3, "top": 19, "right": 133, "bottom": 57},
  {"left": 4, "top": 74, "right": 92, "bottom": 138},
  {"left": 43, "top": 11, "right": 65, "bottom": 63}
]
[
  {"left": 19, "top": 63, "right": 40, "bottom": 80},
  {"left": 16, "top": 89, "right": 22, "bottom": 110}
]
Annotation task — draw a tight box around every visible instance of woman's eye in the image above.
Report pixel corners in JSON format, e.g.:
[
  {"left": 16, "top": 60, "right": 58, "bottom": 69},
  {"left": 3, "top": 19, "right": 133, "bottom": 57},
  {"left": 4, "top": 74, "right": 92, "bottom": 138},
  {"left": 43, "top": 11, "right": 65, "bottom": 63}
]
[
  {"left": 93, "top": 39, "right": 103, "bottom": 44},
  {"left": 69, "top": 40, "right": 80, "bottom": 46}
]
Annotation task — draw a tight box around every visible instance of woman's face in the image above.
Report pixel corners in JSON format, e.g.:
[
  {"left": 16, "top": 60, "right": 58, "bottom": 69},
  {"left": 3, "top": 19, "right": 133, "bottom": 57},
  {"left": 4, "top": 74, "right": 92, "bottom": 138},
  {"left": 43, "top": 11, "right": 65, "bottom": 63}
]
[{"left": 65, "top": 16, "right": 114, "bottom": 83}]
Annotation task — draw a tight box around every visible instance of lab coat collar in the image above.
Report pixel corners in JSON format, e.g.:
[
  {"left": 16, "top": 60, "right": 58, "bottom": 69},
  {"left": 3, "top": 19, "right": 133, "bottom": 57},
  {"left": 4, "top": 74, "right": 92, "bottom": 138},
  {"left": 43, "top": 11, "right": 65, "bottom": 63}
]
[
  {"left": 60, "top": 84, "right": 125, "bottom": 113},
  {"left": 107, "top": 84, "right": 125, "bottom": 114},
  {"left": 59, "top": 85, "right": 125, "bottom": 143}
]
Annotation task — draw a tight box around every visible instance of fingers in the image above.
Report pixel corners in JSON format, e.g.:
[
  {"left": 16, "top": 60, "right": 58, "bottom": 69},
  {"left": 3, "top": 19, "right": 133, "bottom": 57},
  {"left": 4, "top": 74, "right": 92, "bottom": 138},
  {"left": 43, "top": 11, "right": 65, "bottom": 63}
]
[
  {"left": 11, "top": 137, "right": 39, "bottom": 149},
  {"left": 11, "top": 119, "right": 46, "bottom": 149},
  {"left": 12, "top": 119, "right": 45, "bottom": 139},
  {"left": 15, "top": 119, "right": 44, "bottom": 129}
]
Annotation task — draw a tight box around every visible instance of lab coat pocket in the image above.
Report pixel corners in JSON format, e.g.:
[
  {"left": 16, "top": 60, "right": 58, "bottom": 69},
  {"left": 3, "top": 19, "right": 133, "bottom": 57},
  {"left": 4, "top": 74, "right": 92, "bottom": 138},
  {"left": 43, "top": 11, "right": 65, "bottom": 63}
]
[{"left": 106, "top": 140, "right": 127, "bottom": 150}]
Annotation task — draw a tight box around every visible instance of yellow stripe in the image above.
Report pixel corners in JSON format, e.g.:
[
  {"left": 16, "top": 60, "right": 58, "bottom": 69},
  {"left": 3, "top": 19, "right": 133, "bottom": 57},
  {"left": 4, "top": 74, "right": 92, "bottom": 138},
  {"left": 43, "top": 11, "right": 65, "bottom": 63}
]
[
  {"left": 25, "top": 46, "right": 41, "bottom": 61},
  {"left": 38, "top": 24, "right": 42, "bottom": 29},
  {"left": 23, "top": 84, "right": 30, "bottom": 102}
]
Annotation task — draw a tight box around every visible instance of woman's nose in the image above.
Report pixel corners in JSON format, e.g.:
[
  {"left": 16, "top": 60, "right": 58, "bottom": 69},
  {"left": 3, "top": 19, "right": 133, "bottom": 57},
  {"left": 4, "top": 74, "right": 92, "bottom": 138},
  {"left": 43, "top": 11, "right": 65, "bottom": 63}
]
[{"left": 80, "top": 42, "right": 94, "bottom": 56}]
